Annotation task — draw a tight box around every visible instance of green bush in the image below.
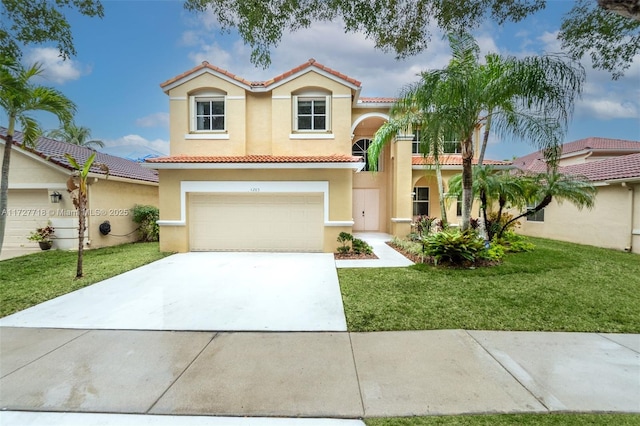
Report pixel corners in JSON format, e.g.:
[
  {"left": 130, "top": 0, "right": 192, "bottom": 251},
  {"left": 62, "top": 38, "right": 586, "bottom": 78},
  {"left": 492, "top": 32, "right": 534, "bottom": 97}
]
[
  {"left": 337, "top": 231, "right": 353, "bottom": 253},
  {"left": 425, "top": 229, "right": 486, "bottom": 265},
  {"left": 482, "top": 242, "right": 506, "bottom": 261},
  {"left": 494, "top": 230, "right": 535, "bottom": 253},
  {"left": 131, "top": 204, "right": 159, "bottom": 242},
  {"left": 352, "top": 238, "right": 373, "bottom": 255}
]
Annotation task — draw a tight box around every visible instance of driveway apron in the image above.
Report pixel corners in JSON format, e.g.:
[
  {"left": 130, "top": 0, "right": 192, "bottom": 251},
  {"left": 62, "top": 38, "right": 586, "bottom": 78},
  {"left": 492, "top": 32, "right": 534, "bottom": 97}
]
[{"left": 0, "top": 252, "right": 347, "bottom": 332}]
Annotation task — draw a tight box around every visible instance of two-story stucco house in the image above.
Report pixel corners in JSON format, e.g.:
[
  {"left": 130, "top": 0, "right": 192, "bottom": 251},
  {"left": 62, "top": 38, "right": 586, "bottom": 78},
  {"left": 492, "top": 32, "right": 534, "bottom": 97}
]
[{"left": 145, "top": 59, "right": 508, "bottom": 253}]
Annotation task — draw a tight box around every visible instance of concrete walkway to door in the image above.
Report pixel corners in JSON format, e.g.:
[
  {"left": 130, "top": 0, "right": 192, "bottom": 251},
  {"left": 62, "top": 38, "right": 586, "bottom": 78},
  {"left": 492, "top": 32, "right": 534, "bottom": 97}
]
[{"left": 0, "top": 252, "right": 347, "bottom": 332}]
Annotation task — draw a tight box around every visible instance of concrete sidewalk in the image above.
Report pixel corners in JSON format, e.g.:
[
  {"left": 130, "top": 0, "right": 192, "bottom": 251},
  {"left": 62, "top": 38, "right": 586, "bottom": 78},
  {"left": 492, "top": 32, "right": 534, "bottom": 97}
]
[{"left": 1, "top": 328, "right": 638, "bottom": 423}]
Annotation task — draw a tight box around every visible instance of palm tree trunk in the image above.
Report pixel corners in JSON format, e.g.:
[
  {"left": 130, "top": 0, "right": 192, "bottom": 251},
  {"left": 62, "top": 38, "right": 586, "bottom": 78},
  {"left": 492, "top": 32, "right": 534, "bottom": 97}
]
[
  {"left": 0, "top": 120, "right": 15, "bottom": 256},
  {"left": 478, "top": 113, "right": 492, "bottom": 166},
  {"left": 497, "top": 194, "right": 553, "bottom": 239},
  {"left": 461, "top": 136, "right": 474, "bottom": 231},
  {"left": 76, "top": 192, "right": 86, "bottom": 278},
  {"left": 435, "top": 155, "right": 448, "bottom": 226}
]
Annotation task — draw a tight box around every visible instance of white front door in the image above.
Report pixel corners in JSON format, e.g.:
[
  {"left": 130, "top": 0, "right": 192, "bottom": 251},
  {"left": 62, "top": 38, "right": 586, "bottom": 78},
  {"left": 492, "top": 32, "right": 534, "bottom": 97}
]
[{"left": 353, "top": 189, "right": 379, "bottom": 231}]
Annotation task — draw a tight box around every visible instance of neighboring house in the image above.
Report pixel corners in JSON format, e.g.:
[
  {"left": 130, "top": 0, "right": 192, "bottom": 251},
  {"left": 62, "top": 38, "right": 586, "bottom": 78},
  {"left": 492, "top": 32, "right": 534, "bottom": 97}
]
[
  {"left": 0, "top": 129, "right": 159, "bottom": 260},
  {"left": 144, "top": 59, "right": 509, "bottom": 253},
  {"left": 513, "top": 137, "right": 640, "bottom": 254}
]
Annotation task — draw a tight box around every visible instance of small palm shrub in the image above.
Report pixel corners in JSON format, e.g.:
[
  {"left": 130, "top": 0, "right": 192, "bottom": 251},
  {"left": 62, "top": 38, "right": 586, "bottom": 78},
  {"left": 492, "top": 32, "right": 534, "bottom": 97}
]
[{"left": 424, "top": 229, "right": 486, "bottom": 265}]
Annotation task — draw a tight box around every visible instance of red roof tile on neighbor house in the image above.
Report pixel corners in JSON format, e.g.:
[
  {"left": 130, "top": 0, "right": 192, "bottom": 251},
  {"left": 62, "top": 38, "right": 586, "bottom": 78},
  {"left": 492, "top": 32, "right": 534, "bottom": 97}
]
[
  {"left": 1, "top": 128, "right": 159, "bottom": 183},
  {"left": 412, "top": 155, "right": 512, "bottom": 166},
  {"left": 145, "top": 154, "right": 361, "bottom": 163},
  {"left": 561, "top": 152, "right": 640, "bottom": 181},
  {"left": 514, "top": 137, "right": 640, "bottom": 171},
  {"left": 160, "top": 59, "right": 361, "bottom": 91}
]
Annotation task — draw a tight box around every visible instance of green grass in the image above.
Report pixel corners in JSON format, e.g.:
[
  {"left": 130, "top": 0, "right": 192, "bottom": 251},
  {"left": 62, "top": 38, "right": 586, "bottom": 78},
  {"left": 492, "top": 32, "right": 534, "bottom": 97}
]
[
  {"left": 366, "top": 414, "right": 640, "bottom": 425},
  {"left": 0, "top": 242, "right": 172, "bottom": 317},
  {"left": 339, "top": 238, "right": 640, "bottom": 333}
]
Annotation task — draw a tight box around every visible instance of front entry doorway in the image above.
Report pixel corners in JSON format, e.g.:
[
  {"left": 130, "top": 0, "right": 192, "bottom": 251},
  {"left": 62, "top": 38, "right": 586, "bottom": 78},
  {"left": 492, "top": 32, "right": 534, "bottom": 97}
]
[{"left": 353, "top": 188, "right": 379, "bottom": 231}]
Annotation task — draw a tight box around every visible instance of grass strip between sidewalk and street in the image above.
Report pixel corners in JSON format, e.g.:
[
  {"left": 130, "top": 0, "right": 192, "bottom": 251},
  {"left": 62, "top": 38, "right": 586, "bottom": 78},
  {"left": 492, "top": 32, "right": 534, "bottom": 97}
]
[
  {"left": 0, "top": 242, "right": 172, "bottom": 317},
  {"left": 339, "top": 237, "right": 640, "bottom": 333},
  {"left": 366, "top": 413, "right": 640, "bottom": 425}
]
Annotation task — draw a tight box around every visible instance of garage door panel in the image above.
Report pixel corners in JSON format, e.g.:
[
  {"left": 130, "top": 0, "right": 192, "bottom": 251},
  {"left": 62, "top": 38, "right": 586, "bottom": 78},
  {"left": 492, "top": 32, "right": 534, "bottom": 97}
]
[{"left": 189, "top": 193, "right": 323, "bottom": 252}]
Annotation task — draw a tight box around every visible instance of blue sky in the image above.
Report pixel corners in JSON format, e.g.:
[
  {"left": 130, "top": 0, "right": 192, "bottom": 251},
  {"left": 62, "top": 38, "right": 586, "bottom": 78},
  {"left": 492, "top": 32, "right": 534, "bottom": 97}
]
[{"left": 15, "top": 0, "right": 640, "bottom": 161}]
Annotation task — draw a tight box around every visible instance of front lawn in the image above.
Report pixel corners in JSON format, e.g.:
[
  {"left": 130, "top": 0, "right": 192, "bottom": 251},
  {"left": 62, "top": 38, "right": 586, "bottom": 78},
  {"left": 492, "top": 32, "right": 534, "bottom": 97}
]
[
  {"left": 366, "top": 414, "right": 640, "bottom": 425},
  {"left": 339, "top": 238, "right": 640, "bottom": 333},
  {"left": 0, "top": 242, "right": 172, "bottom": 317}
]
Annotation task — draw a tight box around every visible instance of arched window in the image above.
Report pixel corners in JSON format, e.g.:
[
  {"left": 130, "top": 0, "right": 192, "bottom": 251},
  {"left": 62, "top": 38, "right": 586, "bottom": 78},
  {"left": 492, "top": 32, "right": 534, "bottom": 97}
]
[{"left": 352, "top": 139, "right": 378, "bottom": 172}]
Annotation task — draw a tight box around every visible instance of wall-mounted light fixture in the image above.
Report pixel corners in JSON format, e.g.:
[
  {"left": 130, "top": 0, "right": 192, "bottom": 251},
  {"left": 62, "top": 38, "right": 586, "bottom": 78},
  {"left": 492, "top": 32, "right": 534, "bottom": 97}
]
[{"left": 50, "top": 191, "right": 62, "bottom": 203}]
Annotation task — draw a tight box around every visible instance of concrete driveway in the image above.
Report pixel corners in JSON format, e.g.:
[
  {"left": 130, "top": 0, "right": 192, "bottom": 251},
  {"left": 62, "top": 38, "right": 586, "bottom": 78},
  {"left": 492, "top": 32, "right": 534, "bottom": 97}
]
[{"left": 0, "top": 252, "right": 347, "bottom": 332}]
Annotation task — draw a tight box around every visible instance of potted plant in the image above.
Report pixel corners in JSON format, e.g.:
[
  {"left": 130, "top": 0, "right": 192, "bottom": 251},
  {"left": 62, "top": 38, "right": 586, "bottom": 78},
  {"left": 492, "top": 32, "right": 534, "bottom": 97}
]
[{"left": 27, "top": 223, "right": 55, "bottom": 250}]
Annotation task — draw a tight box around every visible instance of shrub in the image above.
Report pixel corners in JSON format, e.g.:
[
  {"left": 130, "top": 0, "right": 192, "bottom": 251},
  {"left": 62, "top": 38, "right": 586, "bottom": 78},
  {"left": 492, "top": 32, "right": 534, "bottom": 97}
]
[
  {"left": 413, "top": 216, "right": 436, "bottom": 238},
  {"left": 131, "top": 204, "right": 159, "bottom": 242},
  {"left": 337, "top": 231, "right": 353, "bottom": 252},
  {"left": 424, "top": 229, "right": 486, "bottom": 265},
  {"left": 487, "top": 211, "right": 520, "bottom": 236},
  {"left": 352, "top": 238, "right": 373, "bottom": 255},
  {"left": 494, "top": 230, "right": 535, "bottom": 253},
  {"left": 482, "top": 243, "right": 506, "bottom": 261}
]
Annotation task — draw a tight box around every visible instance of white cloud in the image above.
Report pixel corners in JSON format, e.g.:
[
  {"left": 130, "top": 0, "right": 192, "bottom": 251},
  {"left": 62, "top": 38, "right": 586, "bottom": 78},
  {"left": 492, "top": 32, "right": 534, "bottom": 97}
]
[
  {"left": 135, "top": 112, "right": 170, "bottom": 128},
  {"left": 103, "top": 134, "right": 169, "bottom": 155},
  {"left": 24, "top": 47, "right": 88, "bottom": 84}
]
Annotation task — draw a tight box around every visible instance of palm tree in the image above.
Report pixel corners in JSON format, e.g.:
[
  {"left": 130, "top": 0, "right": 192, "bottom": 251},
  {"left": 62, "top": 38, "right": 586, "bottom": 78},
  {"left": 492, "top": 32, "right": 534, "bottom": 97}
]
[
  {"left": 369, "top": 104, "right": 449, "bottom": 225},
  {"left": 497, "top": 169, "right": 597, "bottom": 239},
  {"left": 447, "top": 166, "right": 530, "bottom": 240},
  {"left": 47, "top": 123, "right": 104, "bottom": 149},
  {"left": 65, "top": 153, "right": 108, "bottom": 278},
  {"left": 0, "top": 58, "right": 76, "bottom": 255},
  {"left": 369, "top": 32, "right": 584, "bottom": 231}
]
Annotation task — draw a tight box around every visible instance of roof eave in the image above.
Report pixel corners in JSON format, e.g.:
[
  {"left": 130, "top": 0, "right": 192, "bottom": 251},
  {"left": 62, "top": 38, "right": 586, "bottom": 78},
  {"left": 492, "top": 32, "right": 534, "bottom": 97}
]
[{"left": 143, "top": 162, "right": 365, "bottom": 172}]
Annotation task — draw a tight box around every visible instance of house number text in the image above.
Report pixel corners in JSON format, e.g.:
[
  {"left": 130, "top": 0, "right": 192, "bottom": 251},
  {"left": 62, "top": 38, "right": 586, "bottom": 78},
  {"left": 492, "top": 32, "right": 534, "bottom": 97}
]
[{"left": 249, "top": 188, "right": 260, "bottom": 192}]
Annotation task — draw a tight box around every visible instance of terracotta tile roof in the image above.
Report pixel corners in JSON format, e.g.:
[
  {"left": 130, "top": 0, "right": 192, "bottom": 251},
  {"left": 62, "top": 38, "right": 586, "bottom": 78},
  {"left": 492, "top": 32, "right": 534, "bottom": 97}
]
[
  {"left": 412, "top": 155, "right": 512, "bottom": 166},
  {"left": 160, "top": 61, "right": 255, "bottom": 89},
  {"left": 560, "top": 153, "right": 640, "bottom": 181},
  {"left": 1, "top": 128, "right": 159, "bottom": 183},
  {"left": 512, "top": 138, "right": 640, "bottom": 182},
  {"left": 145, "top": 154, "right": 361, "bottom": 163},
  {"left": 358, "top": 97, "right": 397, "bottom": 104},
  {"left": 161, "top": 58, "right": 361, "bottom": 91},
  {"left": 514, "top": 137, "right": 640, "bottom": 171},
  {"left": 560, "top": 137, "right": 640, "bottom": 154}
]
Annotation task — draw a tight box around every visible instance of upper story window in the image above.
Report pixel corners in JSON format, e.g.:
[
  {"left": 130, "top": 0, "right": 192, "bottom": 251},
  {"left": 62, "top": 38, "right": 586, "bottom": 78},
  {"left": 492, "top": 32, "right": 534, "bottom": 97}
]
[
  {"left": 293, "top": 89, "right": 331, "bottom": 132},
  {"left": 190, "top": 90, "right": 226, "bottom": 132},
  {"left": 412, "top": 131, "right": 462, "bottom": 154}
]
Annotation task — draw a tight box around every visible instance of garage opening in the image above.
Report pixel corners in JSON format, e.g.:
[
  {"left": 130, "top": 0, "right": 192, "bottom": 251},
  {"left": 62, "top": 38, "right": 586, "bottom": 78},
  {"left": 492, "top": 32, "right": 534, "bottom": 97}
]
[{"left": 189, "top": 192, "right": 324, "bottom": 252}]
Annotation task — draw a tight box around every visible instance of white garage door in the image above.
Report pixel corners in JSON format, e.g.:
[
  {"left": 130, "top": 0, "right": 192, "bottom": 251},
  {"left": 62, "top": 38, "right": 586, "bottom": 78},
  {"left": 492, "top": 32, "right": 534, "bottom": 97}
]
[
  {"left": 189, "top": 193, "right": 324, "bottom": 252},
  {"left": 4, "top": 189, "right": 49, "bottom": 248}
]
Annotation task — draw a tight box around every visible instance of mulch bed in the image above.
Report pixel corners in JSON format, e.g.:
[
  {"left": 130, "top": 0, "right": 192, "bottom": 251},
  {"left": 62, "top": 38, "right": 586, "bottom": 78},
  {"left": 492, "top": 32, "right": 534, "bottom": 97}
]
[
  {"left": 386, "top": 241, "right": 500, "bottom": 268},
  {"left": 333, "top": 252, "right": 379, "bottom": 260}
]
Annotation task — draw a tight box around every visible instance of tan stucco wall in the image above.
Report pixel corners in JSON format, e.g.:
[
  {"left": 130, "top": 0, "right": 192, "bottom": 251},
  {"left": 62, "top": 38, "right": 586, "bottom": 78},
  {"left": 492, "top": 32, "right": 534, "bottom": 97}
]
[
  {"left": 88, "top": 178, "right": 159, "bottom": 248},
  {"left": 518, "top": 183, "right": 640, "bottom": 254},
  {"left": 166, "top": 70, "right": 356, "bottom": 158},
  {"left": 157, "top": 168, "right": 353, "bottom": 253}
]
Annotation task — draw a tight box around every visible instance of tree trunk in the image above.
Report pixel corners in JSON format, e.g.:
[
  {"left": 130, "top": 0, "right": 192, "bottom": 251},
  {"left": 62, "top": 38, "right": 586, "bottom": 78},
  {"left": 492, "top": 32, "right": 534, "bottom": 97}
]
[
  {"left": 598, "top": 0, "right": 640, "bottom": 21},
  {"left": 76, "top": 191, "right": 86, "bottom": 278},
  {"left": 0, "top": 124, "right": 15, "bottom": 256},
  {"left": 478, "top": 114, "right": 492, "bottom": 166},
  {"left": 460, "top": 136, "right": 474, "bottom": 231},
  {"left": 435, "top": 156, "right": 448, "bottom": 226},
  {"left": 497, "top": 194, "right": 553, "bottom": 239}
]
